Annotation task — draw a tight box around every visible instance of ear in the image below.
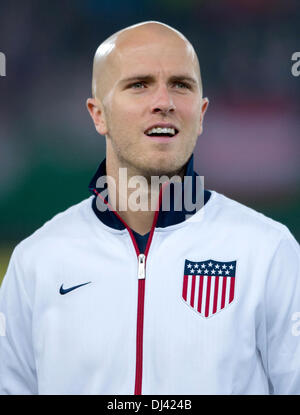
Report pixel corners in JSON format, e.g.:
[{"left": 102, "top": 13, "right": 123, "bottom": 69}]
[
  {"left": 86, "top": 98, "right": 108, "bottom": 135},
  {"left": 198, "top": 97, "right": 209, "bottom": 136}
]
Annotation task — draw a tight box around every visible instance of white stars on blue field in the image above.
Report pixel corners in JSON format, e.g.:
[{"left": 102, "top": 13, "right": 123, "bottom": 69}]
[{"left": 184, "top": 259, "right": 236, "bottom": 277}]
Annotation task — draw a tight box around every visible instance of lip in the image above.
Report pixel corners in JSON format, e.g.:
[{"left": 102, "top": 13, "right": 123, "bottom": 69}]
[
  {"left": 145, "top": 135, "right": 177, "bottom": 143},
  {"left": 144, "top": 123, "right": 179, "bottom": 143}
]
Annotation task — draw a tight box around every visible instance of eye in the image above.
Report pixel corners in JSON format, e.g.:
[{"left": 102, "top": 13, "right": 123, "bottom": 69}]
[
  {"left": 130, "top": 82, "right": 146, "bottom": 89},
  {"left": 174, "top": 81, "right": 190, "bottom": 89}
]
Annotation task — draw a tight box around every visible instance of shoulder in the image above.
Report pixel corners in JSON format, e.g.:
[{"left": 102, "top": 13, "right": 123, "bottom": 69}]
[
  {"left": 206, "top": 190, "right": 299, "bottom": 251},
  {"left": 1, "top": 197, "right": 99, "bottom": 296},
  {"left": 13, "top": 196, "right": 95, "bottom": 260}
]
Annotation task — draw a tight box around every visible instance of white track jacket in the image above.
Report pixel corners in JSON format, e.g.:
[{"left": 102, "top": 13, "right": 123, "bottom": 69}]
[{"left": 0, "top": 187, "right": 300, "bottom": 394}]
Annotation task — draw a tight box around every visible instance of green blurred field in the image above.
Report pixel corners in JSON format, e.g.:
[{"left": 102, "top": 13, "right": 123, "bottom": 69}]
[{"left": 0, "top": 245, "right": 14, "bottom": 286}]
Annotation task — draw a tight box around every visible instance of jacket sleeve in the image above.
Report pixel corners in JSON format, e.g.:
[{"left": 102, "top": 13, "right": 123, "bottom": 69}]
[
  {"left": 0, "top": 247, "right": 37, "bottom": 394},
  {"left": 263, "top": 232, "right": 300, "bottom": 394}
]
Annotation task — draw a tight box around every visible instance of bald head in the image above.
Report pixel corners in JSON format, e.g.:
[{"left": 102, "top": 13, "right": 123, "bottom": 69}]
[{"left": 91, "top": 21, "right": 202, "bottom": 101}]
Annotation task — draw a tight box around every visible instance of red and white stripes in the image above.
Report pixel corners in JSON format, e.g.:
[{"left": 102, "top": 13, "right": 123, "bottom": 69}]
[{"left": 182, "top": 274, "right": 236, "bottom": 318}]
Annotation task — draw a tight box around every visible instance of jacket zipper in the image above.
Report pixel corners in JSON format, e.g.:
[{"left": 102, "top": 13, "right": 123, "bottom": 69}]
[
  {"left": 138, "top": 254, "right": 146, "bottom": 279},
  {"left": 93, "top": 182, "right": 168, "bottom": 395},
  {"left": 135, "top": 254, "right": 146, "bottom": 394},
  {"left": 132, "top": 209, "right": 160, "bottom": 395}
]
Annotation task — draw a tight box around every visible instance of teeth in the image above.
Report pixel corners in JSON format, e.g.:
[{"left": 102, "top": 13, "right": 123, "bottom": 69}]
[{"left": 146, "top": 127, "right": 176, "bottom": 135}]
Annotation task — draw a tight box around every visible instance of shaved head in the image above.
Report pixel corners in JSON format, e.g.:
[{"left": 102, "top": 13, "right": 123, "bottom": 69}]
[{"left": 91, "top": 21, "right": 202, "bottom": 101}]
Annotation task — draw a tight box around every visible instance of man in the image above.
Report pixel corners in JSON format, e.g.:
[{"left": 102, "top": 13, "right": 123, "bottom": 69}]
[{"left": 0, "top": 21, "right": 299, "bottom": 395}]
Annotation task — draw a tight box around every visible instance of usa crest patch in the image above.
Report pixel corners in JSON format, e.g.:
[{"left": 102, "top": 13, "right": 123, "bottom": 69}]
[{"left": 182, "top": 259, "right": 237, "bottom": 318}]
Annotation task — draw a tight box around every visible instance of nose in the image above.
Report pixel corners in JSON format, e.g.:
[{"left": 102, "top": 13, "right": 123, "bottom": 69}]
[{"left": 150, "top": 84, "right": 176, "bottom": 115}]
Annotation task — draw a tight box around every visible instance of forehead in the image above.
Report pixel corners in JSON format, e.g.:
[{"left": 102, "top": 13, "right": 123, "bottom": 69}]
[{"left": 111, "top": 34, "right": 198, "bottom": 79}]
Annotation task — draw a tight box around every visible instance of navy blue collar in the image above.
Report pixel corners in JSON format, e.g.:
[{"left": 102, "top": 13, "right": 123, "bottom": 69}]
[{"left": 88, "top": 154, "right": 211, "bottom": 233}]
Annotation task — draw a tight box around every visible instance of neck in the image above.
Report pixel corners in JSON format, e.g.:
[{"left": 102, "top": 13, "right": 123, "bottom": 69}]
[{"left": 105, "top": 153, "right": 185, "bottom": 235}]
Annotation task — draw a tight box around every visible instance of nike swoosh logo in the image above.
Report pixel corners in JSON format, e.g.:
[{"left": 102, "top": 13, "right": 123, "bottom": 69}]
[{"left": 59, "top": 282, "right": 91, "bottom": 295}]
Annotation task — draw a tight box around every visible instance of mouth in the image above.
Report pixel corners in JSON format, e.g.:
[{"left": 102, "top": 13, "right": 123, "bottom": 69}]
[{"left": 144, "top": 124, "right": 179, "bottom": 142}]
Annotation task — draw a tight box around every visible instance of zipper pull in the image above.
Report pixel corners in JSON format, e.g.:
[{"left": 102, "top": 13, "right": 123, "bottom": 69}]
[{"left": 138, "top": 254, "right": 146, "bottom": 279}]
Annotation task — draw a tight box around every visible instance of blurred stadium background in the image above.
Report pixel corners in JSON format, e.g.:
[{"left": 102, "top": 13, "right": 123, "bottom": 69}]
[{"left": 0, "top": 0, "right": 299, "bottom": 284}]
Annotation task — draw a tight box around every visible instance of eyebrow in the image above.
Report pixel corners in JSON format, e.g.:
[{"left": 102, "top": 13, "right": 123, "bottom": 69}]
[{"left": 119, "top": 74, "right": 198, "bottom": 86}]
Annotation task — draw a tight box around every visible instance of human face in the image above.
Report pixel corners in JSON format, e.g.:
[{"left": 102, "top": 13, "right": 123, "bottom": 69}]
[{"left": 92, "top": 34, "right": 208, "bottom": 177}]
